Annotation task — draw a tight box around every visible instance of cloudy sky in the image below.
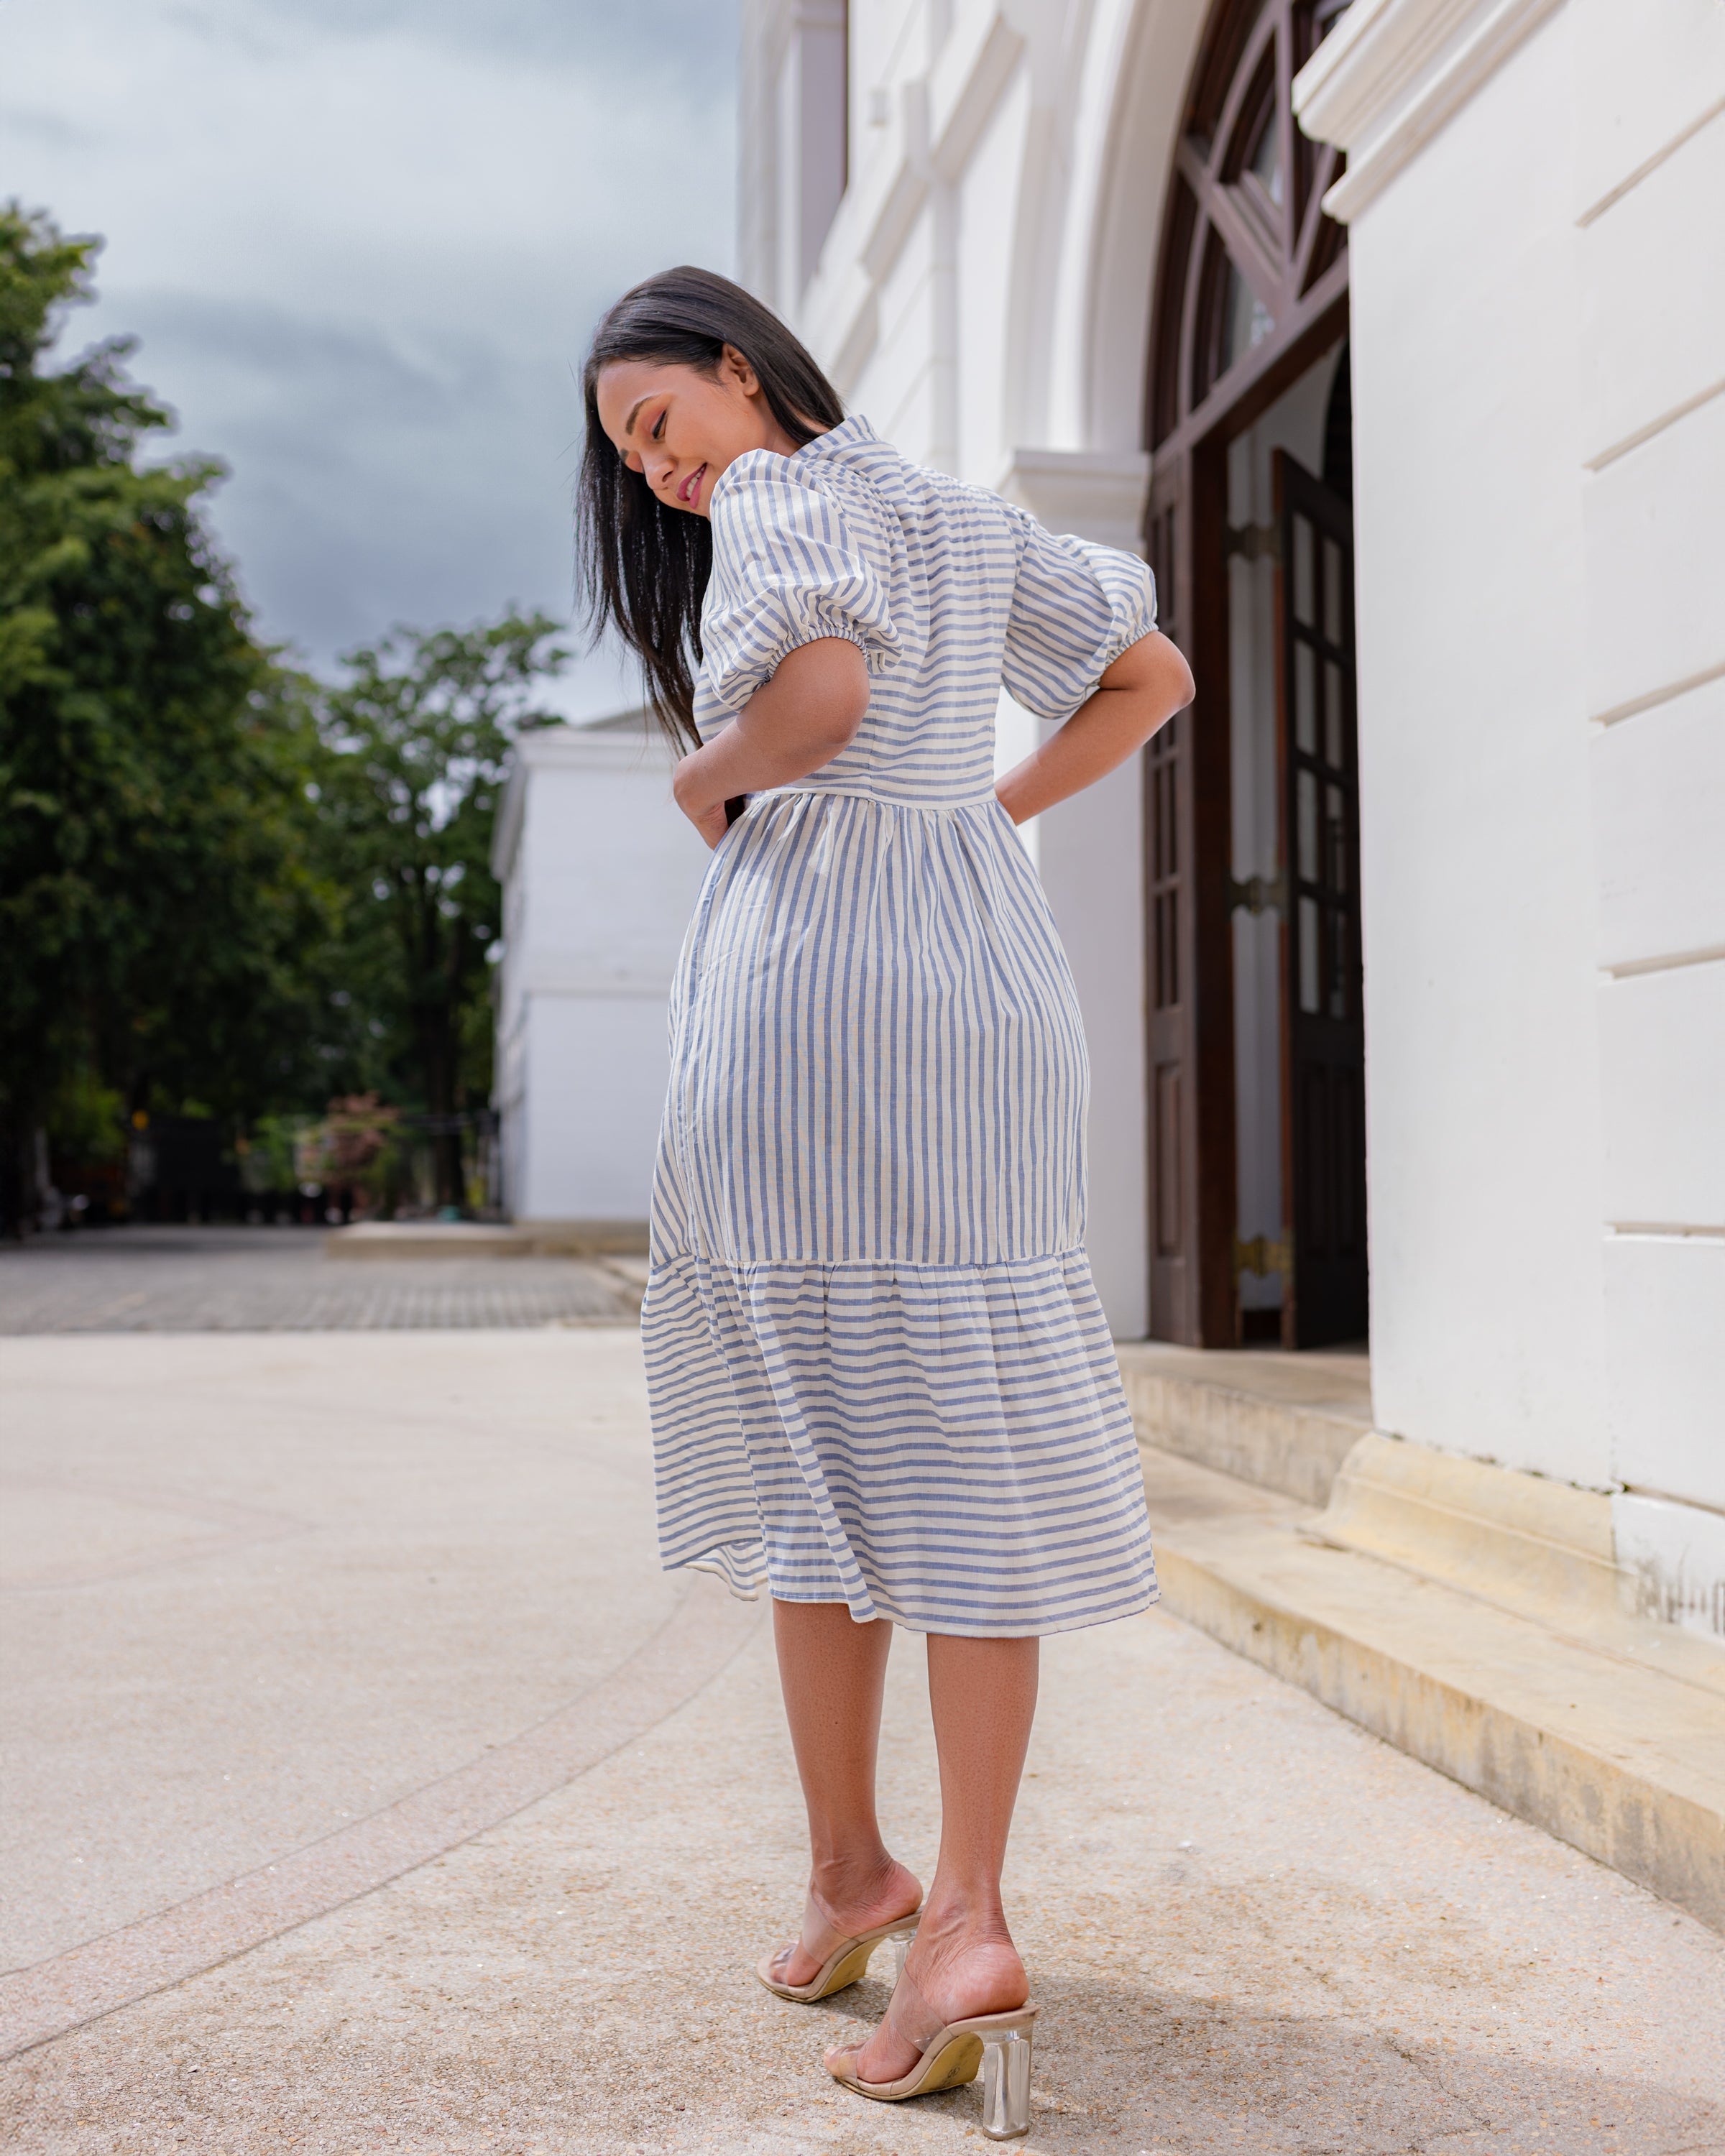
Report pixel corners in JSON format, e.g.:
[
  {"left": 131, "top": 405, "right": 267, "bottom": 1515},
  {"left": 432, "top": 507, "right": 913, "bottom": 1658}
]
[{"left": 0, "top": 0, "right": 736, "bottom": 714}]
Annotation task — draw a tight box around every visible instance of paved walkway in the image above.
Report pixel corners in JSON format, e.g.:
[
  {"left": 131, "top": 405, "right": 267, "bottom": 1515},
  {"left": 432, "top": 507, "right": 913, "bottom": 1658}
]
[
  {"left": 0, "top": 1225, "right": 641, "bottom": 1332},
  {"left": 1, "top": 1330, "right": 1721, "bottom": 2155}
]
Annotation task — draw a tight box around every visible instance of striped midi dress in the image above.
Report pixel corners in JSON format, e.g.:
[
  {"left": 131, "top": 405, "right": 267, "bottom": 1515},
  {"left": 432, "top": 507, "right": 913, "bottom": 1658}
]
[{"left": 640, "top": 413, "right": 1159, "bottom": 1638}]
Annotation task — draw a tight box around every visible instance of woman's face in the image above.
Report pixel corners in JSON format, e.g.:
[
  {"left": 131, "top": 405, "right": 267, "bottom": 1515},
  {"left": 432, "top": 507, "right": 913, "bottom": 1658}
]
[{"left": 595, "top": 345, "right": 799, "bottom": 518}]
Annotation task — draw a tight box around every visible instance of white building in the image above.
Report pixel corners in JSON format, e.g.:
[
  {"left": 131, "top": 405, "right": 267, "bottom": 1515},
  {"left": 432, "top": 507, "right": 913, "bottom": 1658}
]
[
  {"left": 737, "top": 0, "right": 1724, "bottom": 1627},
  {"left": 492, "top": 715, "right": 709, "bottom": 1245}
]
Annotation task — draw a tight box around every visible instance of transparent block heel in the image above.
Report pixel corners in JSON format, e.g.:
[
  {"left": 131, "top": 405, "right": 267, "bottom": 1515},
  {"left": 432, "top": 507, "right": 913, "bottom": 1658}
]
[{"left": 980, "top": 2024, "right": 1034, "bottom": 2140}]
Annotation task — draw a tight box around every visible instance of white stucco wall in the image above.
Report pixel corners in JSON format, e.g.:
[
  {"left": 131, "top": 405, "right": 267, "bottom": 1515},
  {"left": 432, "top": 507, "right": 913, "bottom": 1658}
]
[
  {"left": 1574, "top": 0, "right": 1725, "bottom": 1526},
  {"left": 1299, "top": 0, "right": 1724, "bottom": 1577},
  {"left": 492, "top": 723, "right": 709, "bottom": 1227},
  {"left": 1322, "top": 7, "right": 1611, "bottom": 1483}
]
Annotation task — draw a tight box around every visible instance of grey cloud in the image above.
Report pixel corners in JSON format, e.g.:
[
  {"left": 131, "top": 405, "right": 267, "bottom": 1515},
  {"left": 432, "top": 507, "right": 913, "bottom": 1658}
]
[
  {"left": 6, "top": 0, "right": 732, "bottom": 705},
  {"left": 115, "top": 291, "right": 506, "bottom": 441},
  {"left": 0, "top": 105, "right": 99, "bottom": 151},
  {"left": 248, "top": 0, "right": 734, "bottom": 84}
]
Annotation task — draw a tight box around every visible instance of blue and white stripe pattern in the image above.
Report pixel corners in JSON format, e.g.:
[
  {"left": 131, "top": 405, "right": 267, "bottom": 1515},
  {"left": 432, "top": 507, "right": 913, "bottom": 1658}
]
[{"left": 640, "top": 414, "right": 1159, "bottom": 1636}]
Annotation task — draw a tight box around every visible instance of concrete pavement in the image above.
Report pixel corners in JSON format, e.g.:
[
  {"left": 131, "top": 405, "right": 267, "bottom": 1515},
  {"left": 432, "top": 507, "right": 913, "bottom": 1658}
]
[{"left": 2, "top": 1325, "right": 1723, "bottom": 2153}]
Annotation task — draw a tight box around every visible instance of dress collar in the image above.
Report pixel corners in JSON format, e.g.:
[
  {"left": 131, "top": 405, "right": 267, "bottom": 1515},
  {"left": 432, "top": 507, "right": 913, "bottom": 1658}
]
[
  {"left": 709, "top": 413, "right": 879, "bottom": 515},
  {"left": 794, "top": 413, "right": 877, "bottom": 463}
]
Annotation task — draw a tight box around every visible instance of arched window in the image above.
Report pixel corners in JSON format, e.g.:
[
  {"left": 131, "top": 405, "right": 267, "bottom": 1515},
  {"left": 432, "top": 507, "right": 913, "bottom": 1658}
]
[{"left": 1149, "top": 0, "right": 1350, "bottom": 451}]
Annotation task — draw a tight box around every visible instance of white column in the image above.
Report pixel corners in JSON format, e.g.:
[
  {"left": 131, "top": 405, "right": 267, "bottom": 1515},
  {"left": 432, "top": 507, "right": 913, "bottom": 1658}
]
[{"left": 995, "top": 448, "right": 1156, "bottom": 1340}]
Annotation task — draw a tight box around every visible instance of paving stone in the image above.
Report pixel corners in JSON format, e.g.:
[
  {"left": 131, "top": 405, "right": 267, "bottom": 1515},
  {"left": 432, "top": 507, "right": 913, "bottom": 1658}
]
[
  {"left": 0, "top": 1226, "right": 641, "bottom": 1333},
  {"left": 1, "top": 1331, "right": 1721, "bottom": 2154}
]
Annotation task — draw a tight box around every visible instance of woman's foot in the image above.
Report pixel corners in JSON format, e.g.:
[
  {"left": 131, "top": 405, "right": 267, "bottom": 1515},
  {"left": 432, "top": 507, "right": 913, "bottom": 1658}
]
[
  {"left": 773, "top": 1855, "right": 923, "bottom": 1990},
  {"left": 824, "top": 1909, "right": 1027, "bottom": 2086}
]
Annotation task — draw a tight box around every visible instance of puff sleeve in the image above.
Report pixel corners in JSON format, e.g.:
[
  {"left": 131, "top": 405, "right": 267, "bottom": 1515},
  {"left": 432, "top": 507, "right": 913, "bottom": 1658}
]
[
  {"left": 1000, "top": 508, "right": 1158, "bottom": 724},
  {"left": 694, "top": 453, "right": 904, "bottom": 729}
]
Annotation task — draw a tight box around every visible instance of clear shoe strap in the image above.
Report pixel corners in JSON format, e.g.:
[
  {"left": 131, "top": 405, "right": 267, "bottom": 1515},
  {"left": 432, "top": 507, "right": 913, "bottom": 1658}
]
[
  {"left": 883, "top": 1966, "right": 947, "bottom": 2053},
  {"left": 799, "top": 1886, "right": 851, "bottom": 1966}
]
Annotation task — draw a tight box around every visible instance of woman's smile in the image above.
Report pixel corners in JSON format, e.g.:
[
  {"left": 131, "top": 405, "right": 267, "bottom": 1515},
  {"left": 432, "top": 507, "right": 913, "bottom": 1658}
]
[{"left": 592, "top": 346, "right": 810, "bottom": 522}]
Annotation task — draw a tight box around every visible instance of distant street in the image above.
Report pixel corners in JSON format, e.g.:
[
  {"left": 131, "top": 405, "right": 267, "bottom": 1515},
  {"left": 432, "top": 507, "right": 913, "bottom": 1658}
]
[
  {"left": 1, "top": 1290, "right": 1721, "bottom": 2152},
  {"left": 0, "top": 1225, "right": 643, "bottom": 1333}
]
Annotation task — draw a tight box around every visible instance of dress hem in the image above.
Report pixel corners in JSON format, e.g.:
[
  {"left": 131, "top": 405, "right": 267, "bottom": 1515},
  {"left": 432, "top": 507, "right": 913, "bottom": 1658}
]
[{"left": 673, "top": 1547, "right": 1160, "bottom": 1640}]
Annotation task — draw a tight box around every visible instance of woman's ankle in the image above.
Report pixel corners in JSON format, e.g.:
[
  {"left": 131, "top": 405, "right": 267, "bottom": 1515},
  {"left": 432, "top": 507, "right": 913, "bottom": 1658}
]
[
  {"left": 809, "top": 1848, "right": 919, "bottom": 1920},
  {"left": 910, "top": 1888, "right": 1014, "bottom": 1953}
]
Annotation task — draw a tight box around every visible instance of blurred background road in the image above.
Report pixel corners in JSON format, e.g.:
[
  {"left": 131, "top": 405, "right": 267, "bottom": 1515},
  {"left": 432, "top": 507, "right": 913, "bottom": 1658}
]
[{"left": 0, "top": 1226, "right": 645, "bottom": 1334}]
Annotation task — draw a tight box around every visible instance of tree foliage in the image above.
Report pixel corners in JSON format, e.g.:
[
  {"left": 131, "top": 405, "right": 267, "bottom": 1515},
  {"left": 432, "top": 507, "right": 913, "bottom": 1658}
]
[
  {"left": 0, "top": 203, "right": 336, "bottom": 1215},
  {"left": 0, "top": 204, "right": 573, "bottom": 1227},
  {"left": 313, "top": 615, "right": 566, "bottom": 1206}
]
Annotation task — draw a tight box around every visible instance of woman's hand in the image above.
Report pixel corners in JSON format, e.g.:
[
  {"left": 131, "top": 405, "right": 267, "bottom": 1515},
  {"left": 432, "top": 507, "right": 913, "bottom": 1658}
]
[
  {"left": 673, "top": 639, "right": 870, "bottom": 848},
  {"left": 995, "top": 630, "right": 1195, "bottom": 826},
  {"left": 672, "top": 747, "right": 732, "bottom": 847}
]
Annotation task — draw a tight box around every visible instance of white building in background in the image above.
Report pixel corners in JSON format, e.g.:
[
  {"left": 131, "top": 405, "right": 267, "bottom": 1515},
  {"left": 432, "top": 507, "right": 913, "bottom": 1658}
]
[
  {"left": 492, "top": 715, "right": 707, "bottom": 1245},
  {"left": 736, "top": 0, "right": 1724, "bottom": 1626}
]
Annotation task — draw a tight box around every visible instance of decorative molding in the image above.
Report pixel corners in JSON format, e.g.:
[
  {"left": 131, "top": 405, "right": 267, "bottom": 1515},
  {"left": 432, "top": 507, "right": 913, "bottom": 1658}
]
[
  {"left": 1577, "top": 92, "right": 1725, "bottom": 228},
  {"left": 929, "top": 7, "right": 1025, "bottom": 181},
  {"left": 1601, "top": 941, "right": 1725, "bottom": 983},
  {"left": 1586, "top": 376, "right": 1725, "bottom": 474},
  {"left": 801, "top": 12, "right": 1026, "bottom": 392},
  {"left": 1292, "top": 0, "right": 1565, "bottom": 223},
  {"left": 993, "top": 446, "right": 1153, "bottom": 553},
  {"left": 517, "top": 963, "right": 678, "bottom": 1000},
  {"left": 1590, "top": 657, "right": 1725, "bottom": 732},
  {"left": 1607, "top": 1223, "right": 1725, "bottom": 1243}
]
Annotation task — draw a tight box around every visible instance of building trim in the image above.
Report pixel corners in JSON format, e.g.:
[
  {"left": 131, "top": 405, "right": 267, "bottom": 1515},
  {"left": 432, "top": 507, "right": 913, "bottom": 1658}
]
[
  {"left": 514, "top": 970, "right": 680, "bottom": 1000},
  {"left": 1601, "top": 943, "right": 1725, "bottom": 984},
  {"left": 993, "top": 446, "right": 1154, "bottom": 553},
  {"left": 929, "top": 7, "right": 1026, "bottom": 181},
  {"left": 1590, "top": 658, "right": 1725, "bottom": 732},
  {"left": 1293, "top": 0, "right": 1567, "bottom": 224},
  {"left": 1607, "top": 1225, "right": 1725, "bottom": 1245},
  {"left": 1585, "top": 375, "right": 1725, "bottom": 474},
  {"left": 801, "top": 11, "right": 1026, "bottom": 395},
  {"left": 1576, "top": 91, "right": 1725, "bottom": 228}
]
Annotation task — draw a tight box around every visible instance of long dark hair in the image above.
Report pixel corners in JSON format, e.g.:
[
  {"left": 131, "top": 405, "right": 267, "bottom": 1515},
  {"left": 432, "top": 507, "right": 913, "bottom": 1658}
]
[{"left": 576, "top": 266, "right": 844, "bottom": 752}]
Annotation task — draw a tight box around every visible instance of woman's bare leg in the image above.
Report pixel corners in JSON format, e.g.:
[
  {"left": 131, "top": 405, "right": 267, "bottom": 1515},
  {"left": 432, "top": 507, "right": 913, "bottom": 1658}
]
[
  {"left": 831, "top": 1633, "right": 1039, "bottom": 2082},
  {"left": 772, "top": 1598, "right": 922, "bottom": 1985}
]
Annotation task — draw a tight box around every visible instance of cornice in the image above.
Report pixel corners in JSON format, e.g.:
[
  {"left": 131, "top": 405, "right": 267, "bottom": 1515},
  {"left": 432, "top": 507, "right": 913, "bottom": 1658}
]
[
  {"left": 1293, "top": 0, "right": 1566, "bottom": 222},
  {"left": 994, "top": 446, "right": 1152, "bottom": 553}
]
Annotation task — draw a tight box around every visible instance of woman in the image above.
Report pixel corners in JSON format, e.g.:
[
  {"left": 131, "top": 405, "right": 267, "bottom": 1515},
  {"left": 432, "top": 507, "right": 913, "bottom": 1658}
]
[{"left": 579, "top": 267, "right": 1194, "bottom": 2137}]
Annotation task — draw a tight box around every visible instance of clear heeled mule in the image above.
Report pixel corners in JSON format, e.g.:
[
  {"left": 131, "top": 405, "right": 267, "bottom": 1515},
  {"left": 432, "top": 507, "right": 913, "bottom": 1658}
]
[
  {"left": 755, "top": 1886, "right": 921, "bottom": 2003},
  {"left": 824, "top": 1963, "right": 1037, "bottom": 2139}
]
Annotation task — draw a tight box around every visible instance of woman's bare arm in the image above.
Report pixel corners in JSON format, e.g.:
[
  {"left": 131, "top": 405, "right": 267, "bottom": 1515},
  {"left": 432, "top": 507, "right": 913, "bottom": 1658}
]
[
  {"left": 995, "top": 631, "right": 1195, "bottom": 826},
  {"left": 672, "top": 637, "right": 871, "bottom": 844}
]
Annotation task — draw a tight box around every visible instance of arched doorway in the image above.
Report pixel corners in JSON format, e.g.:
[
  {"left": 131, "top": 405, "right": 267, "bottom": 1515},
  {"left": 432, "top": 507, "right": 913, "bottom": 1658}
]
[{"left": 1142, "top": 0, "right": 1364, "bottom": 1349}]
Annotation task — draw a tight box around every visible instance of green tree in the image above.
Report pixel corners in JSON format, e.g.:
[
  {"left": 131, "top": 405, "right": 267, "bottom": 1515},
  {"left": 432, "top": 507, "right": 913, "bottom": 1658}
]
[
  {"left": 315, "top": 614, "right": 566, "bottom": 1210},
  {"left": 0, "top": 203, "right": 335, "bottom": 1225}
]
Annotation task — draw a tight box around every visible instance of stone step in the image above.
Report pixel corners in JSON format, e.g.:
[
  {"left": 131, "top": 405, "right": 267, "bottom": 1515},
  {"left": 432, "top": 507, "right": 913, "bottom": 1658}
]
[
  {"left": 324, "top": 1222, "right": 534, "bottom": 1259},
  {"left": 1116, "top": 1341, "right": 1374, "bottom": 1508},
  {"left": 1130, "top": 1373, "right": 1725, "bottom": 1932}
]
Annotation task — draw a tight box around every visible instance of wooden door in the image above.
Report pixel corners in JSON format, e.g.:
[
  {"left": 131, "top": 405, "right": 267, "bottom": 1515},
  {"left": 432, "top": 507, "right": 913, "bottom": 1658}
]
[
  {"left": 1141, "top": 0, "right": 1353, "bottom": 1345},
  {"left": 1144, "top": 453, "right": 1237, "bottom": 1348},
  {"left": 1274, "top": 449, "right": 1366, "bottom": 1345}
]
